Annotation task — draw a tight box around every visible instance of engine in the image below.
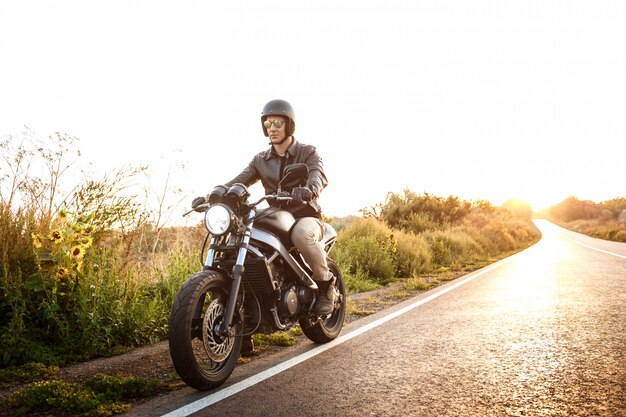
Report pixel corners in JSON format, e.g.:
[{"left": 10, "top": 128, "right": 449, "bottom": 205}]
[{"left": 277, "top": 284, "right": 315, "bottom": 318}]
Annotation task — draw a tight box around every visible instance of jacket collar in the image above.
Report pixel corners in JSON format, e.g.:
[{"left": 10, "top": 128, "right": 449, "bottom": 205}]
[{"left": 263, "top": 137, "right": 299, "bottom": 160}]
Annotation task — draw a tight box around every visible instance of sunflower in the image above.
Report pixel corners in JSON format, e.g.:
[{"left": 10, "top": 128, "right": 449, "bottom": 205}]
[
  {"left": 80, "top": 236, "right": 93, "bottom": 248},
  {"left": 70, "top": 245, "right": 86, "bottom": 259},
  {"left": 56, "top": 267, "right": 69, "bottom": 279},
  {"left": 31, "top": 233, "right": 43, "bottom": 249},
  {"left": 57, "top": 209, "right": 69, "bottom": 219},
  {"left": 49, "top": 229, "right": 63, "bottom": 242}
]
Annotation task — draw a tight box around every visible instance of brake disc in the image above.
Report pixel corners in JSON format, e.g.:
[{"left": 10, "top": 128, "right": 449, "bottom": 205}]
[{"left": 202, "top": 299, "right": 234, "bottom": 362}]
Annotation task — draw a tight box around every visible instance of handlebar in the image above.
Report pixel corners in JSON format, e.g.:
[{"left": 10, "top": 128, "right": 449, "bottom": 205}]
[
  {"left": 183, "top": 201, "right": 210, "bottom": 216},
  {"left": 184, "top": 193, "right": 301, "bottom": 217},
  {"left": 249, "top": 194, "right": 295, "bottom": 207}
]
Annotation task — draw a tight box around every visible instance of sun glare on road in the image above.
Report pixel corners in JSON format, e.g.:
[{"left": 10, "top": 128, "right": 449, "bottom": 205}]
[{"left": 493, "top": 222, "right": 569, "bottom": 308}]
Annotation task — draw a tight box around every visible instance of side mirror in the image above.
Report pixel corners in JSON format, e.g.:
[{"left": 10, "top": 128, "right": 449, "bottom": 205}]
[{"left": 279, "top": 163, "right": 309, "bottom": 191}]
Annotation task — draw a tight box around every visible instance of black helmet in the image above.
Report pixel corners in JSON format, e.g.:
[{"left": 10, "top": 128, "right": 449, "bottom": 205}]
[{"left": 261, "top": 99, "right": 296, "bottom": 137}]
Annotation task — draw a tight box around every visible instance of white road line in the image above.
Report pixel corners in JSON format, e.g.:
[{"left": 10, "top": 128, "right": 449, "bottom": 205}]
[
  {"left": 161, "top": 259, "right": 509, "bottom": 417},
  {"left": 565, "top": 236, "right": 626, "bottom": 259}
]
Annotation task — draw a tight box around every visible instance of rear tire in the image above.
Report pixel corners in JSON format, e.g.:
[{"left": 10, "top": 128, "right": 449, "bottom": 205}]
[
  {"left": 168, "top": 270, "right": 242, "bottom": 390},
  {"left": 299, "top": 260, "right": 345, "bottom": 343}
]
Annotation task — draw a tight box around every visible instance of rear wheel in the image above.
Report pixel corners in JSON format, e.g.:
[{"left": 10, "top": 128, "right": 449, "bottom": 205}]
[
  {"left": 299, "top": 260, "right": 345, "bottom": 343},
  {"left": 168, "top": 270, "right": 242, "bottom": 390}
]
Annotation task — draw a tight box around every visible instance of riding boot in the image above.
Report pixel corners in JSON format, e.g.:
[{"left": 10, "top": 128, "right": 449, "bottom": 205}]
[
  {"left": 240, "top": 334, "right": 254, "bottom": 357},
  {"left": 312, "top": 277, "right": 336, "bottom": 315}
]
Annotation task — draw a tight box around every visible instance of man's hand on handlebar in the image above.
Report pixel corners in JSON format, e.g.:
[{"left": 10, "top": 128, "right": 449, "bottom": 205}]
[
  {"left": 191, "top": 196, "right": 208, "bottom": 212},
  {"left": 291, "top": 187, "right": 313, "bottom": 203}
]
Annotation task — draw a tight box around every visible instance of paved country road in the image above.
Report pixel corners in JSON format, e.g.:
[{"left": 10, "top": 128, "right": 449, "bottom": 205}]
[{"left": 130, "top": 220, "right": 626, "bottom": 417}]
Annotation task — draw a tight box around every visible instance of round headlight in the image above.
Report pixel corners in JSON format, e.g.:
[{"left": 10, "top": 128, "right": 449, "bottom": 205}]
[{"left": 204, "top": 204, "right": 232, "bottom": 235}]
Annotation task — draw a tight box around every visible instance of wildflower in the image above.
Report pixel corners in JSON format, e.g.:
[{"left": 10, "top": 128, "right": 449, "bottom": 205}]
[
  {"left": 83, "top": 225, "right": 95, "bottom": 234},
  {"left": 49, "top": 230, "right": 63, "bottom": 242},
  {"left": 56, "top": 267, "right": 69, "bottom": 279},
  {"left": 81, "top": 236, "right": 93, "bottom": 248},
  {"left": 72, "top": 224, "right": 83, "bottom": 233},
  {"left": 31, "top": 233, "right": 43, "bottom": 249},
  {"left": 70, "top": 245, "right": 85, "bottom": 259}
]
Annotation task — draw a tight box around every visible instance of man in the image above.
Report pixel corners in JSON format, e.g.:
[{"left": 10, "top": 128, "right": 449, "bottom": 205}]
[{"left": 192, "top": 99, "right": 336, "bottom": 331}]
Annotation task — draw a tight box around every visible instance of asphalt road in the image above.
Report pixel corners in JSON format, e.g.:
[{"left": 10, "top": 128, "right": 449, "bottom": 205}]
[{"left": 134, "top": 220, "right": 626, "bottom": 417}]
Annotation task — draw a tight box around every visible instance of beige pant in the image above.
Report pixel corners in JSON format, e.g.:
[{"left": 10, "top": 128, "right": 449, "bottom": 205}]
[{"left": 291, "top": 217, "right": 330, "bottom": 282}]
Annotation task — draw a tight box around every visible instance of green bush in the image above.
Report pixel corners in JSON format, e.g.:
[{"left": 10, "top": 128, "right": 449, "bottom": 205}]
[
  {"left": 341, "top": 268, "right": 381, "bottom": 294},
  {"left": 393, "top": 231, "right": 432, "bottom": 277},
  {"left": 332, "top": 218, "right": 396, "bottom": 283},
  {"left": 394, "top": 211, "right": 441, "bottom": 234},
  {"left": 380, "top": 190, "right": 472, "bottom": 230},
  {"left": 423, "top": 229, "right": 484, "bottom": 267},
  {"left": 478, "top": 222, "right": 517, "bottom": 252},
  {"left": 334, "top": 236, "right": 395, "bottom": 283},
  {"left": 336, "top": 216, "right": 392, "bottom": 241}
]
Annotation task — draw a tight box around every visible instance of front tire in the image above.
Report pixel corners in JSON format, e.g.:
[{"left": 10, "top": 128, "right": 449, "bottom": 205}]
[
  {"left": 299, "top": 260, "right": 346, "bottom": 343},
  {"left": 168, "top": 270, "right": 242, "bottom": 390}
]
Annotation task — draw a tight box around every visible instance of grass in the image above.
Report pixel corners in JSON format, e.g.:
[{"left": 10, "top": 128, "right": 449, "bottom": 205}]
[
  {"left": 237, "top": 330, "right": 301, "bottom": 364},
  {"left": 346, "top": 300, "right": 376, "bottom": 316},
  {"left": 402, "top": 277, "right": 430, "bottom": 291},
  {"left": 0, "top": 362, "right": 59, "bottom": 387},
  {"left": 252, "top": 332, "right": 296, "bottom": 348},
  {"left": 387, "top": 290, "right": 411, "bottom": 299},
  {"left": 289, "top": 326, "right": 303, "bottom": 336},
  {"left": 0, "top": 373, "right": 168, "bottom": 416},
  {"left": 342, "top": 269, "right": 382, "bottom": 294}
]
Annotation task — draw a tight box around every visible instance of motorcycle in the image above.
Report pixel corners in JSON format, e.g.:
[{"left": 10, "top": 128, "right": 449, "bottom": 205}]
[{"left": 168, "top": 163, "right": 345, "bottom": 390}]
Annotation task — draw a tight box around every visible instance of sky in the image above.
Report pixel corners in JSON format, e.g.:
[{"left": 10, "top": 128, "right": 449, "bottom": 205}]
[{"left": 1, "top": 0, "right": 625, "bottom": 221}]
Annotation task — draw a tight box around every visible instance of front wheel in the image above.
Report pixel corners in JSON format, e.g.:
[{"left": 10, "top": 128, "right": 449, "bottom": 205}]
[
  {"left": 299, "top": 260, "right": 346, "bottom": 343},
  {"left": 168, "top": 270, "right": 242, "bottom": 390}
]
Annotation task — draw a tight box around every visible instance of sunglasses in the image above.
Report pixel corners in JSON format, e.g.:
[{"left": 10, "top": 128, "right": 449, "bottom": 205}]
[{"left": 263, "top": 119, "right": 284, "bottom": 129}]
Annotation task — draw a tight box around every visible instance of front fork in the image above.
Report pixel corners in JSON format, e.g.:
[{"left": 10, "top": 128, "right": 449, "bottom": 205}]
[{"left": 218, "top": 211, "right": 255, "bottom": 336}]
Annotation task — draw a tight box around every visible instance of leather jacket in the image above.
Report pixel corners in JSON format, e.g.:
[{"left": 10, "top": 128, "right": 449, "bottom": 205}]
[{"left": 225, "top": 138, "right": 328, "bottom": 217}]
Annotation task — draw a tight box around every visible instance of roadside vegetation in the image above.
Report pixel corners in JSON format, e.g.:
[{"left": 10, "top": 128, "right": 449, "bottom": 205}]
[
  {"left": 537, "top": 197, "right": 626, "bottom": 242},
  {"left": 1, "top": 132, "right": 540, "bottom": 415},
  {"left": 1, "top": 373, "right": 169, "bottom": 416},
  {"left": 1, "top": 133, "right": 202, "bottom": 370},
  {"left": 330, "top": 191, "right": 540, "bottom": 294}
]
